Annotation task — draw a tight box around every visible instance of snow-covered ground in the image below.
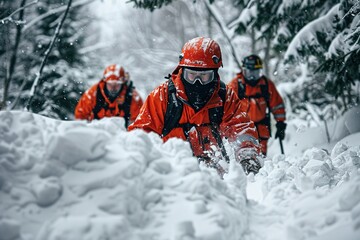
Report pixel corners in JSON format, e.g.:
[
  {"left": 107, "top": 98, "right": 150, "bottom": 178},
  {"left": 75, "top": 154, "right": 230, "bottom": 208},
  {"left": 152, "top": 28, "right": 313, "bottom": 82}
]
[{"left": 0, "top": 110, "right": 359, "bottom": 240}]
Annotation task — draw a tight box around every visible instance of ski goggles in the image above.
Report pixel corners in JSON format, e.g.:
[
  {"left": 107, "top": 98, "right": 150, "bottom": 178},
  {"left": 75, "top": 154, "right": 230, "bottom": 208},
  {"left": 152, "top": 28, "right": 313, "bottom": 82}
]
[
  {"left": 243, "top": 68, "right": 262, "bottom": 81},
  {"left": 183, "top": 68, "right": 215, "bottom": 85},
  {"left": 105, "top": 80, "right": 122, "bottom": 92}
]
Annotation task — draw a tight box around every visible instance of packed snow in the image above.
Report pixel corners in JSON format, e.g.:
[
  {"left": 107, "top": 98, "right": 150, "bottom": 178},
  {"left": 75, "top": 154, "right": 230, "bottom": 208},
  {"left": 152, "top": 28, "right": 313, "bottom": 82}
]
[{"left": 0, "top": 110, "right": 360, "bottom": 240}]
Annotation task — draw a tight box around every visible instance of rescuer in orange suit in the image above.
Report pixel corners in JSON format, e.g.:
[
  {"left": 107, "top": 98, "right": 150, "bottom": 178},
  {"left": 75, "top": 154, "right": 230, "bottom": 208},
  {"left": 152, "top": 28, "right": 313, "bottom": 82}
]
[
  {"left": 75, "top": 64, "right": 143, "bottom": 128},
  {"left": 129, "top": 37, "right": 262, "bottom": 175},
  {"left": 228, "top": 55, "right": 286, "bottom": 156}
]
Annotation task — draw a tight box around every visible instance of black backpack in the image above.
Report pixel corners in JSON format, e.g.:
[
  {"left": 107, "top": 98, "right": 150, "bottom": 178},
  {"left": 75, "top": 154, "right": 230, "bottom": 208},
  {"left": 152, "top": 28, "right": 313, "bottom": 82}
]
[
  {"left": 93, "top": 80, "right": 134, "bottom": 128},
  {"left": 238, "top": 77, "right": 272, "bottom": 136},
  {"left": 162, "top": 78, "right": 230, "bottom": 162}
]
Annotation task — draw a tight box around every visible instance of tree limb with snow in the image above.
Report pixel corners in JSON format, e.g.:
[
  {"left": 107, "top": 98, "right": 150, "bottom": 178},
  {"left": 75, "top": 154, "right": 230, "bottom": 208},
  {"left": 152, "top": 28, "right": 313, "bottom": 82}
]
[
  {"left": 25, "top": 0, "right": 73, "bottom": 111},
  {"left": 0, "top": 0, "right": 27, "bottom": 110}
]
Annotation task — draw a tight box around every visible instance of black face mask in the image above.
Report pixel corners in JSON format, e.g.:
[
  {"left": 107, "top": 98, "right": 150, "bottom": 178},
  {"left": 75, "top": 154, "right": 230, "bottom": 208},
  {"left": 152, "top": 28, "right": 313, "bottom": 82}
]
[{"left": 182, "top": 74, "right": 217, "bottom": 111}]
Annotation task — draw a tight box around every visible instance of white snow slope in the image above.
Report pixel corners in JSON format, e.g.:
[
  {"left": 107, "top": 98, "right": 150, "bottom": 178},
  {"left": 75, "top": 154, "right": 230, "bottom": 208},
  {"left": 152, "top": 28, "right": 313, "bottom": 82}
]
[{"left": 0, "top": 110, "right": 359, "bottom": 240}]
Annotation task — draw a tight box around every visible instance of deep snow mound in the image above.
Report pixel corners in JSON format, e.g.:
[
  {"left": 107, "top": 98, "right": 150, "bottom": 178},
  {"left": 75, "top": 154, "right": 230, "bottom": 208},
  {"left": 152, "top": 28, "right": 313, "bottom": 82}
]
[
  {"left": 249, "top": 144, "right": 360, "bottom": 240},
  {"left": 0, "top": 111, "right": 248, "bottom": 240},
  {"left": 1, "top": 111, "right": 360, "bottom": 240}
]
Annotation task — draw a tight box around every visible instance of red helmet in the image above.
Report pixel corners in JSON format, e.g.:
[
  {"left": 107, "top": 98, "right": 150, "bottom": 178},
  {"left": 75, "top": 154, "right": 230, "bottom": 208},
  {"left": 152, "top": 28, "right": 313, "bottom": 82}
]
[
  {"left": 179, "top": 37, "right": 222, "bottom": 69},
  {"left": 103, "top": 64, "right": 125, "bottom": 82}
]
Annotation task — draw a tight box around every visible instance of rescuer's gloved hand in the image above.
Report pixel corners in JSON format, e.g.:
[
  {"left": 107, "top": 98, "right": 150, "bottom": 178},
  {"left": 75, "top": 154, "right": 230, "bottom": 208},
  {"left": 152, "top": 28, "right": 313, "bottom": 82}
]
[
  {"left": 235, "top": 148, "right": 261, "bottom": 175},
  {"left": 275, "top": 121, "right": 287, "bottom": 140}
]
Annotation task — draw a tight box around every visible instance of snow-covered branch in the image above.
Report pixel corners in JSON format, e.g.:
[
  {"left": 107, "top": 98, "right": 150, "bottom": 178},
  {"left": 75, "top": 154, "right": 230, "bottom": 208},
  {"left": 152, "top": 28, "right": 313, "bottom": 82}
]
[
  {"left": 227, "top": 4, "right": 257, "bottom": 30},
  {"left": 23, "top": 0, "right": 95, "bottom": 32},
  {"left": 25, "top": 0, "right": 73, "bottom": 111},
  {"left": 204, "top": 0, "right": 242, "bottom": 70},
  {"left": 0, "top": 0, "right": 38, "bottom": 25},
  {"left": 78, "top": 41, "right": 113, "bottom": 54},
  {"left": 284, "top": 4, "right": 340, "bottom": 61},
  {"left": 1, "top": 0, "right": 27, "bottom": 110}
]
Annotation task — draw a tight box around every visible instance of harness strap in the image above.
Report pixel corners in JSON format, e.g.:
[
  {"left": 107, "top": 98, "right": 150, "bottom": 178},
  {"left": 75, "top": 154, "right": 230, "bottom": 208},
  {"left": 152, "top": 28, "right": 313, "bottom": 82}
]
[
  {"left": 162, "top": 79, "right": 229, "bottom": 162},
  {"left": 92, "top": 80, "right": 134, "bottom": 128},
  {"left": 210, "top": 124, "right": 230, "bottom": 163},
  {"left": 238, "top": 77, "right": 272, "bottom": 136},
  {"left": 162, "top": 79, "right": 182, "bottom": 137},
  {"left": 93, "top": 82, "right": 107, "bottom": 119},
  {"left": 120, "top": 81, "right": 133, "bottom": 128}
]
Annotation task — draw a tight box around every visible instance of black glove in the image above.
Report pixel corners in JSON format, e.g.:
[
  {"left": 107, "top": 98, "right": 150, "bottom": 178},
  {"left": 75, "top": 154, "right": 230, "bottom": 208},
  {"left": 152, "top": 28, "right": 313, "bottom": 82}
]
[
  {"left": 235, "top": 148, "right": 261, "bottom": 175},
  {"left": 239, "top": 158, "right": 261, "bottom": 175},
  {"left": 275, "top": 121, "right": 287, "bottom": 140}
]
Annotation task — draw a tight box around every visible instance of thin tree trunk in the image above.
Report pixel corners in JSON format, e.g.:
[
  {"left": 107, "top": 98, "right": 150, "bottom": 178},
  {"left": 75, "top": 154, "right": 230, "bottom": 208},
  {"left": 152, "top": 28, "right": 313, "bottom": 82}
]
[
  {"left": 0, "top": 0, "right": 37, "bottom": 24},
  {"left": 0, "top": 0, "right": 26, "bottom": 111},
  {"left": 178, "top": 3, "right": 185, "bottom": 45},
  {"left": 23, "top": 0, "right": 95, "bottom": 32},
  {"left": 204, "top": 0, "right": 242, "bottom": 70},
  {"left": 263, "top": 35, "right": 271, "bottom": 76},
  {"left": 250, "top": 28, "right": 256, "bottom": 53},
  {"left": 207, "top": 6, "right": 212, "bottom": 38},
  {"left": 9, "top": 77, "right": 27, "bottom": 110},
  {"left": 25, "top": 0, "right": 73, "bottom": 111}
]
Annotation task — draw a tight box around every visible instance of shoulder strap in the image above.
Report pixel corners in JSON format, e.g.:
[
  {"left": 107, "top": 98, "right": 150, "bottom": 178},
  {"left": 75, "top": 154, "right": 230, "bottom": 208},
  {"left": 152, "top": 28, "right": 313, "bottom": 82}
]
[
  {"left": 121, "top": 81, "right": 133, "bottom": 128},
  {"left": 237, "top": 80, "right": 246, "bottom": 99},
  {"left": 257, "top": 77, "right": 272, "bottom": 136},
  {"left": 163, "top": 80, "right": 227, "bottom": 135},
  {"left": 208, "top": 81, "right": 226, "bottom": 125},
  {"left": 162, "top": 79, "right": 229, "bottom": 162},
  {"left": 260, "top": 77, "right": 270, "bottom": 110},
  {"left": 93, "top": 83, "right": 108, "bottom": 119},
  {"left": 209, "top": 81, "right": 229, "bottom": 163},
  {"left": 162, "top": 79, "right": 183, "bottom": 137},
  {"left": 218, "top": 81, "right": 226, "bottom": 102}
]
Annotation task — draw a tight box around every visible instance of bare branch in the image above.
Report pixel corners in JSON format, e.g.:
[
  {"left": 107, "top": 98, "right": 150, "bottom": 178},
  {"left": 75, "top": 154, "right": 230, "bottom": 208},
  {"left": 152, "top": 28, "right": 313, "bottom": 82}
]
[
  {"left": 78, "top": 41, "right": 113, "bottom": 54},
  {"left": 0, "top": 0, "right": 38, "bottom": 25},
  {"left": 9, "top": 77, "right": 28, "bottom": 110},
  {"left": 204, "top": 0, "right": 242, "bottom": 70},
  {"left": 23, "top": 0, "right": 96, "bottom": 32},
  {"left": 25, "top": 0, "right": 73, "bottom": 111},
  {"left": 1, "top": 0, "right": 27, "bottom": 111}
]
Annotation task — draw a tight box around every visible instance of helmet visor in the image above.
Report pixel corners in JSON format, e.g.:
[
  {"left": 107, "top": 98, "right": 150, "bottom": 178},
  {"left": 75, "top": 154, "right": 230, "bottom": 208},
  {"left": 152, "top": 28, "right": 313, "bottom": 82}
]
[
  {"left": 243, "top": 68, "right": 262, "bottom": 81},
  {"left": 183, "top": 68, "right": 215, "bottom": 85}
]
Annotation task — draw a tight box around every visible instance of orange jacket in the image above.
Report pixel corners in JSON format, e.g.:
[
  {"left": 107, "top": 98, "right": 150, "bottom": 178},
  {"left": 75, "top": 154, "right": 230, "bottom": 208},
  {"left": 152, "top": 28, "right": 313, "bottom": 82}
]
[
  {"left": 75, "top": 80, "right": 143, "bottom": 125},
  {"left": 228, "top": 72, "right": 286, "bottom": 138},
  {"left": 129, "top": 68, "right": 259, "bottom": 159}
]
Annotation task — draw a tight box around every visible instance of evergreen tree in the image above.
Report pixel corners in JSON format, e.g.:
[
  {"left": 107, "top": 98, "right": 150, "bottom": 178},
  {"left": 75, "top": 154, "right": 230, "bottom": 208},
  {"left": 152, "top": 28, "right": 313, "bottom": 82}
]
[
  {"left": 4, "top": 0, "right": 90, "bottom": 119},
  {"left": 230, "top": 0, "right": 358, "bottom": 118},
  {"left": 316, "top": 1, "right": 360, "bottom": 110},
  {"left": 285, "top": 0, "right": 359, "bottom": 111}
]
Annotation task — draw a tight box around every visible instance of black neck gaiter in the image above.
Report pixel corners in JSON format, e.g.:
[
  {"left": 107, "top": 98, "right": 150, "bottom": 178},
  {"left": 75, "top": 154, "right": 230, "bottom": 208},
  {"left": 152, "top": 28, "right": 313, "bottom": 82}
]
[{"left": 182, "top": 75, "right": 217, "bottom": 112}]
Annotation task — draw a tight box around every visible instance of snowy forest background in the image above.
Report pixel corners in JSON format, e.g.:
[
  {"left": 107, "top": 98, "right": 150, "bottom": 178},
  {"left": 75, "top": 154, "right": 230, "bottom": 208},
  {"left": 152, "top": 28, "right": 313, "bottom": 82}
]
[
  {"left": 0, "top": 0, "right": 359, "bottom": 126},
  {"left": 1, "top": 1, "right": 360, "bottom": 239}
]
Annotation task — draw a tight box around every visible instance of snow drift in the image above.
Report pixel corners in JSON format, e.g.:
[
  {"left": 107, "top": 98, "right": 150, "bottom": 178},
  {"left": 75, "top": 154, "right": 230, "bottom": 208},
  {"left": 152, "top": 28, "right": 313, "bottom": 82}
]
[{"left": 0, "top": 110, "right": 359, "bottom": 240}]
